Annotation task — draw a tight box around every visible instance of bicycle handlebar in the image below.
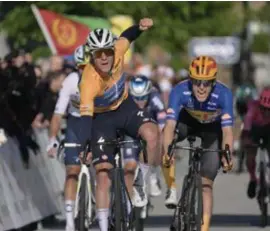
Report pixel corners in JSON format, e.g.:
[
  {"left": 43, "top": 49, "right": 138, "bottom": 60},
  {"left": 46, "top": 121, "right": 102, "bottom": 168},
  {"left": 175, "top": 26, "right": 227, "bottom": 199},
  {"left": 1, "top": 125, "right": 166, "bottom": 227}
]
[
  {"left": 56, "top": 139, "right": 145, "bottom": 164},
  {"left": 166, "top": 140, "right": 231, "bottom": 173}
]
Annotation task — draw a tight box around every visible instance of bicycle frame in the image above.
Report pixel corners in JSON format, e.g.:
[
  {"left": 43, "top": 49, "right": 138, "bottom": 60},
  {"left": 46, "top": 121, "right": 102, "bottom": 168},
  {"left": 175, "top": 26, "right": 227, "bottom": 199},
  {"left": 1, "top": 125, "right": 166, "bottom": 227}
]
[{"left": 57, "top": 142, "right": 94, "bottom": 227}]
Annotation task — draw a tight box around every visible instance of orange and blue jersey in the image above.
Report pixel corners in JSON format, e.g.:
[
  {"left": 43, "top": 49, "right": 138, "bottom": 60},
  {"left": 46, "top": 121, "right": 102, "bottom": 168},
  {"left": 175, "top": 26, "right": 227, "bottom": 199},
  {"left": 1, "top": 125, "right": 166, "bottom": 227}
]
[{"left": 79, "top": 38, "right": 130, "bottom": 116}]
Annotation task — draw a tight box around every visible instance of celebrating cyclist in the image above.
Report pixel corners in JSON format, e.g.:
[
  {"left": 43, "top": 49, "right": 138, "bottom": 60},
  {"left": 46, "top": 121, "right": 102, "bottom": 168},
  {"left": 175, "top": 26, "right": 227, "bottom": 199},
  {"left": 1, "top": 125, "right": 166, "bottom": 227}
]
[
  {"left": 46, "top": 45, "right": 90, "bottom": 231},
  {"left": 163, "top": 56, "right": 234, "bottom": 231},
  {"left": 241, "top": 87, "right": 270, "bottom": 199},
  {"left": 122, "top": 75, "right": 165, "bottom": 207},
  {"left": 79, "top": 18, "right": 161, "bottom": 231}
]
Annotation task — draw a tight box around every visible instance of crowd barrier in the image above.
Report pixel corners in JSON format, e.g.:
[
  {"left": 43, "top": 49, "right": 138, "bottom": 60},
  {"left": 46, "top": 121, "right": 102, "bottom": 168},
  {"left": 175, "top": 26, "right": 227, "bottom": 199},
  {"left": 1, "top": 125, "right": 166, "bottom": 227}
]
[{"left": 0, "top": 128, "right": 66, "bottom": 231}]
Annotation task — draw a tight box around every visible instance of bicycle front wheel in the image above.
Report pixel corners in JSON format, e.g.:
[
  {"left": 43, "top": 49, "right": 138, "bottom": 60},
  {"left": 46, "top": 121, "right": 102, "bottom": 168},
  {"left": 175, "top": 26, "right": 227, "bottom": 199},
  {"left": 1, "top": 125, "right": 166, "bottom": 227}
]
[
  {"left": 114, "top": 169, "right": 128, "bottom": 231},
  {"left": 77, "top": 173, "right": 88, "bottom": 231},
  {"left": 258, "top": 162, "right": 268, "bottom": 227},
  {"left": 186, "top": 175, "right": 203, "bottom": 231}
]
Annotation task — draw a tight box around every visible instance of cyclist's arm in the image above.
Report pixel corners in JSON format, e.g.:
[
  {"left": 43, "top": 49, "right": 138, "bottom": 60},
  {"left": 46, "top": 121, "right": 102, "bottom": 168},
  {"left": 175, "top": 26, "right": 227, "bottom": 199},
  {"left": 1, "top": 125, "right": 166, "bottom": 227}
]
[
  {"left": 115, "top": 25, "right": 144, "bottom": 55},
  {"left": 49, "top": 73, "right": 78, "bottom": 139},
  {"left": 163, "top": 86, "right": 182, "bottom": 155},
  {"left": 79, "top": 66, "right": 100, "bottom": 146},
  {"left": 220, "top": 90, "right": 234, "bottom": 153},
  {"left": 243, "top": 101, "right": 256, "bottom": 132}
]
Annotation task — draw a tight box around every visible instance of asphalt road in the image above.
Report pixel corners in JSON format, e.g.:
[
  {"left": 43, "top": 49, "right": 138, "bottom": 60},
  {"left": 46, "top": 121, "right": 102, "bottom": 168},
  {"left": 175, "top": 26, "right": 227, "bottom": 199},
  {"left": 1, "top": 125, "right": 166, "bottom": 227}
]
[{"left": 40, "top": 140, "right": 269, "bottom": 231}]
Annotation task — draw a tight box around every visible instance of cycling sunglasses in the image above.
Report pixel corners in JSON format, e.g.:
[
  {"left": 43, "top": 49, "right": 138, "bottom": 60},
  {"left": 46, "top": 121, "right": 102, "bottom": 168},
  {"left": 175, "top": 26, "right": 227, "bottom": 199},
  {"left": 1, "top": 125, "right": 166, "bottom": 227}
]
[
  {"left": 191, "top": 79, "right": 215, "bottom": 87},
  {"left": 133, "top": 95, "right": 149, "bottom": 101},
  {"left": 92, "top": 48, "right": 114, "bottom": 58}
]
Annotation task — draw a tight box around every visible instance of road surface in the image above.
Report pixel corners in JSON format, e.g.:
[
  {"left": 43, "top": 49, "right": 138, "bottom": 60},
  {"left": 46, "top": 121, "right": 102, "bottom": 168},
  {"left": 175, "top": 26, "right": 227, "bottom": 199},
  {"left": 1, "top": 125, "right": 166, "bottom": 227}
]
[{"left": 40, "top": 140, "right": 268, "bottom": 231}]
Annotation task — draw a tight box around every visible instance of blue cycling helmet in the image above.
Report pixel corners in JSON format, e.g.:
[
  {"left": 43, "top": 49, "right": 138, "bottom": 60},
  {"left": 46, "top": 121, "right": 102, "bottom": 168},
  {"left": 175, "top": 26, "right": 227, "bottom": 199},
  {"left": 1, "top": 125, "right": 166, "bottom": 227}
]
[{"left": 129, "top": 75, "right": 152, "bottom": 100}]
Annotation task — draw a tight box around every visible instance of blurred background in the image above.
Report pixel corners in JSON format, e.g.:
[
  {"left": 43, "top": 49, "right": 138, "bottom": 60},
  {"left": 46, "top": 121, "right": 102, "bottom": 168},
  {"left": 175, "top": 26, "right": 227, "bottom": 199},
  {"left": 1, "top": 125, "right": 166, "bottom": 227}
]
[{"left": 1, "top": 1, "right": 270, "bottom": 231}]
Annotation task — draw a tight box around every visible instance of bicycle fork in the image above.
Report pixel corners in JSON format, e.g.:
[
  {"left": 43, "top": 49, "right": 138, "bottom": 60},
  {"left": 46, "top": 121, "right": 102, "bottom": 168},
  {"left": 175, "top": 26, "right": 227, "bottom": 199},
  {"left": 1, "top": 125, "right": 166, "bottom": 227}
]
[{"left": 74, "top": 164, "right": 92, "bottom": 225}]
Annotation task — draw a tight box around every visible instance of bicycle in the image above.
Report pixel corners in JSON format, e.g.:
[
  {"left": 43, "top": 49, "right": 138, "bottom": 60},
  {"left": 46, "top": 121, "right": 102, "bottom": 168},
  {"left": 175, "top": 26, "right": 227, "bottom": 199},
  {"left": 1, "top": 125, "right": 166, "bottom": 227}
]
[
  {"left": 96, "top": 130, "right": 148, "bottom": 231},
  {"left": 57, "top": 141, "right": 96, "bottom": 231},
  {"left": 165, "top": 136, "right": 231, "bottom": 231},
  {"left": 248, "top": 138, "right": 270, "bottom": 227}
]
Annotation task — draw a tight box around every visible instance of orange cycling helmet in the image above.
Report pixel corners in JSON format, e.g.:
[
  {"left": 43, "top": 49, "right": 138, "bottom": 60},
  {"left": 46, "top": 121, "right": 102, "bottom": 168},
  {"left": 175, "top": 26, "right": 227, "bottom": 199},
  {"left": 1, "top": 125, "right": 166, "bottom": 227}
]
[{"left": 189, "top": 56, "right": 218, "bottom": 81}]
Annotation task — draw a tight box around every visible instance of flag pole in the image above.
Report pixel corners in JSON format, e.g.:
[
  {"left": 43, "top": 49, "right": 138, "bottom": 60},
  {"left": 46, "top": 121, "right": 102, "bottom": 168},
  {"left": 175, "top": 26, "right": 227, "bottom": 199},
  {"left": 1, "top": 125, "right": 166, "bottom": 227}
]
[{"left": 31, "top": 4, "right": 57, "bottom": 54}]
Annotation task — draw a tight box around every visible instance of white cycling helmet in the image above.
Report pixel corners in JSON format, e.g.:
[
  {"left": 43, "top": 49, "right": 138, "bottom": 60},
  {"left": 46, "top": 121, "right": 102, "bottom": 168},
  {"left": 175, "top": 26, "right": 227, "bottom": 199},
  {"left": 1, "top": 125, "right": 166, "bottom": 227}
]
[
  {"left": 87, "top": 28, "right": 114, "bottom": 52},
  {"left": 74, "top": 44, "right": 90, "bottom": 67},
  {"left": 129, "top": 75, "right": 152, "bottom": 100}
]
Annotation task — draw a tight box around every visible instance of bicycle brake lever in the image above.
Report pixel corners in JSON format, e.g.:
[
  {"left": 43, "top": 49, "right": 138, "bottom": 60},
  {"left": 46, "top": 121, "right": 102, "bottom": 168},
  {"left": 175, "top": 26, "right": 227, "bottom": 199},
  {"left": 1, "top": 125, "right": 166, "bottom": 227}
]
[{"left": 222, "top": 144, "right": 231, "bottom": 173}]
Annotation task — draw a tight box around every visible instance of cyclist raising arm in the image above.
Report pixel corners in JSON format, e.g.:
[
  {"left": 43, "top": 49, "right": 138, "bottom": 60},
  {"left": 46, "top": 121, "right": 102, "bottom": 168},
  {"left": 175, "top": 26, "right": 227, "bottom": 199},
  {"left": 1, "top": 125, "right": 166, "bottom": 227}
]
[
  {"left": 79, "top": 18, "right": 160, "bottom": 231},
  {"left": 163, "top": 56, "right": 233, "bottom": 231},
  {"left": 46, "top": 45, "right": 89, "bottom": 231}
]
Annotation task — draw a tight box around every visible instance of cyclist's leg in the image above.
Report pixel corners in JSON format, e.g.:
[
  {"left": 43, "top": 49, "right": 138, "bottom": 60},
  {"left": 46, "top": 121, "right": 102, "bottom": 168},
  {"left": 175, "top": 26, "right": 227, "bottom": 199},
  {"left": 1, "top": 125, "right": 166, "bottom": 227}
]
[
  {"left": 123, "top": 96, "right": 160, "bottom": 192},
  {"left": 149, "top": 132, "right": 162, "bottom": 197},
  {"left": 162, "top": 110, "right": 194, "bottom": 207},
  {"left": 64, "top": 116, "right": 82, "bottom": 231},
  {"left": 199, "top": 123, "right": 222, "bottom": 231},
  {"left": 91, "top": 112, "right": 116, "bottom": 231},
  {"left": 122, "top": 135, "right": 143, "bottom": 208},
  {"left": 243, "top": 126, "right": 258, "bottom": 198}
]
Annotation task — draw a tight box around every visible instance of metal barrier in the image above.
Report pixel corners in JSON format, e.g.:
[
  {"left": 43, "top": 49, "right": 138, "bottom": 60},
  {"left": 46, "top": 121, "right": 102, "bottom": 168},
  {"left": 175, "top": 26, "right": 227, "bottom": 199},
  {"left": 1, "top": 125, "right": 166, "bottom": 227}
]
[{"left": 0, "top": 128, "right": 65, "bottom": 231}]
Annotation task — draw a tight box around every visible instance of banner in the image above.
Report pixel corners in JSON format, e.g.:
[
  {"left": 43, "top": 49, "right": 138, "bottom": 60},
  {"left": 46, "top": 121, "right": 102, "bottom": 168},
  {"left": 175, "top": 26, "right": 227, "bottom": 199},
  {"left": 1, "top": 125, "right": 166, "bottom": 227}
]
[
  {"left": 0, "top": 129, "right": 65, "bottom": 231},
  {"left": 31, "top": 5, "right": 90, "bottom": 56},
  {"left": 188, "top": 36, "right": 241, "bottom": 65}
]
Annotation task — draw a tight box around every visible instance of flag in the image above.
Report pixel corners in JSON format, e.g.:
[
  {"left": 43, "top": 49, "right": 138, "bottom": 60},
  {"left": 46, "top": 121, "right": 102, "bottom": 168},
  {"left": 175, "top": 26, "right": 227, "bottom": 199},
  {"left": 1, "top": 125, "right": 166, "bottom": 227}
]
[
  {"left": 31, "top": 4, "right": 90, "bottom": 56},
  {"left": 31, "top": 4, "right": 134, "bottom": 64}
]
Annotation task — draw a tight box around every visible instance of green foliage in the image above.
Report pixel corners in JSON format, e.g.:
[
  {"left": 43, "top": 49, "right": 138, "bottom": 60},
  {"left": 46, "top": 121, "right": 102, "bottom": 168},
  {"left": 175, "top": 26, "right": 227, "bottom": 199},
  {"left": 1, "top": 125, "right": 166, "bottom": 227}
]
[
  {"left": 251, "top": 33, "right": 269, "bottom": 53},
  {"left": 1, "top": 2, "right": 241, "bottom": 66}
]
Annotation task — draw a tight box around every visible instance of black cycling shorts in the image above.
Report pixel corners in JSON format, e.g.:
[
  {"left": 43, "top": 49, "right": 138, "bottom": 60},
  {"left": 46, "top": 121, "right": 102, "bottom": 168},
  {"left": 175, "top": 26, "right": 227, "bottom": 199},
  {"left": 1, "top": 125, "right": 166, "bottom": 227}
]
[
  {"left": 91, "top": 95, "right": 155, "bottom": 166},
  {"left": 250, "top": 124, "right": 270, "bottom": 151},
  {"left": 176, "top": 109, "right": 222, "bottom": 181}
]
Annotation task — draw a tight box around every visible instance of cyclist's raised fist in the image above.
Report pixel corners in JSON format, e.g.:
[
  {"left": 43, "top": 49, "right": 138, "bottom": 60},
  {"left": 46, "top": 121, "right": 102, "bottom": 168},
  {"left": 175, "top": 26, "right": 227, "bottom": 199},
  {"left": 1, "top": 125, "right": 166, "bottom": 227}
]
[{"left": 139, "top": 18, "right": 153, "bottom": 31}]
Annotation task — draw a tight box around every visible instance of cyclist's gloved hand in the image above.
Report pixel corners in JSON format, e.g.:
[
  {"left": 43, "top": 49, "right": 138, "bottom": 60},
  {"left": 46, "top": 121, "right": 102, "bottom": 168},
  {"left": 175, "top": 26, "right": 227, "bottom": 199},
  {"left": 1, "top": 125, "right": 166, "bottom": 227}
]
[
  {"left": 46, "top": 137, "right": 59, "bottom": 158},
  {"left": 163, "top": 153, "right": 174, "bottom": 168},
  {"left": 79, "top": 140, "right": 92, "bottom": 165},
  {"left": 221, "top": 146, "right": 233, "bottom": 172}
]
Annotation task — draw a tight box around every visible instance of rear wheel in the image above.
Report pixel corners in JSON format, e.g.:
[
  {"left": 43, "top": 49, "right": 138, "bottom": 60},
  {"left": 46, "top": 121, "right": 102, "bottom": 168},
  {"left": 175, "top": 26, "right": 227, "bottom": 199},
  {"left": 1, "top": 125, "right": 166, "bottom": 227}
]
[{"left": 134, "top": 206, "right": 145, "bottom": 231}]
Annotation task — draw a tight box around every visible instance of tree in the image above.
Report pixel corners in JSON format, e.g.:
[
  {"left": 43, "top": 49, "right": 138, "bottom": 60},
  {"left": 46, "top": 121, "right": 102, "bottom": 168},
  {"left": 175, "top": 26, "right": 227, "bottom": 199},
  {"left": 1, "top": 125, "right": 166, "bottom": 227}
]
[{"left": 0, "top": 1, "right": 241, "bottom": 66}]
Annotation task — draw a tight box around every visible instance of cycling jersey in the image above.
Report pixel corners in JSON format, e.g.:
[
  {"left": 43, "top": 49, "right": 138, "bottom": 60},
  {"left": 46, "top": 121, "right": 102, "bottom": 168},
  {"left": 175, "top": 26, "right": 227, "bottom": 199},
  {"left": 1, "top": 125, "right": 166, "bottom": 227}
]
[
  {"left": 167, "top": 80, "right": 234, "bottom": 127},
  {"left": 141, "top": 88, "right": 166, "bottom": 128},
  {"left": 80, "top": 39, "right": 130, "bottom": 116},
  {"left": 243, "top": 100, "right": 270, "bottom": 131},
  {"left": 54, "top": 71, "right": 80, "bottom": 117}
]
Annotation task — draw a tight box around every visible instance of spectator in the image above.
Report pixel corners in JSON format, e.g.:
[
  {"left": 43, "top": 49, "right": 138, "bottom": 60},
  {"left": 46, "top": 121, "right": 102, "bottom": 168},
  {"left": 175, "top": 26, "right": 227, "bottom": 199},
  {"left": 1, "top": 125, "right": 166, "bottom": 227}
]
[
  {"left": 152, "top": 53, "right": 175, "bottom": 107},
  {"left": 49, "top": 55, "right": 64, "bottom": 72},
  {"left": 132, "top": 53, "right": 152, "bottom": 78},
  {"left": 34, "top": 65, "right": 43, "bottom": 84},
  {"left": 34, "top": 71, "right": 66, "bottom": 126}
]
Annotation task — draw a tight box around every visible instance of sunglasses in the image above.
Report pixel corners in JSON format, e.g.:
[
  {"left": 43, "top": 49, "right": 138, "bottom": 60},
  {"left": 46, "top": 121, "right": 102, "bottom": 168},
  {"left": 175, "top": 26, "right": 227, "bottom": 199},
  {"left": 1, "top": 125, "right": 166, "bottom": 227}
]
[
  {"left": 191, "top": 79, "right": 215, "bottom": 87},
  {"left": 92, "top": 48, "right": 114, "bottom": 58},
  {"left": 133, "top": 95, "right": 149, "bottom": 101}
]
